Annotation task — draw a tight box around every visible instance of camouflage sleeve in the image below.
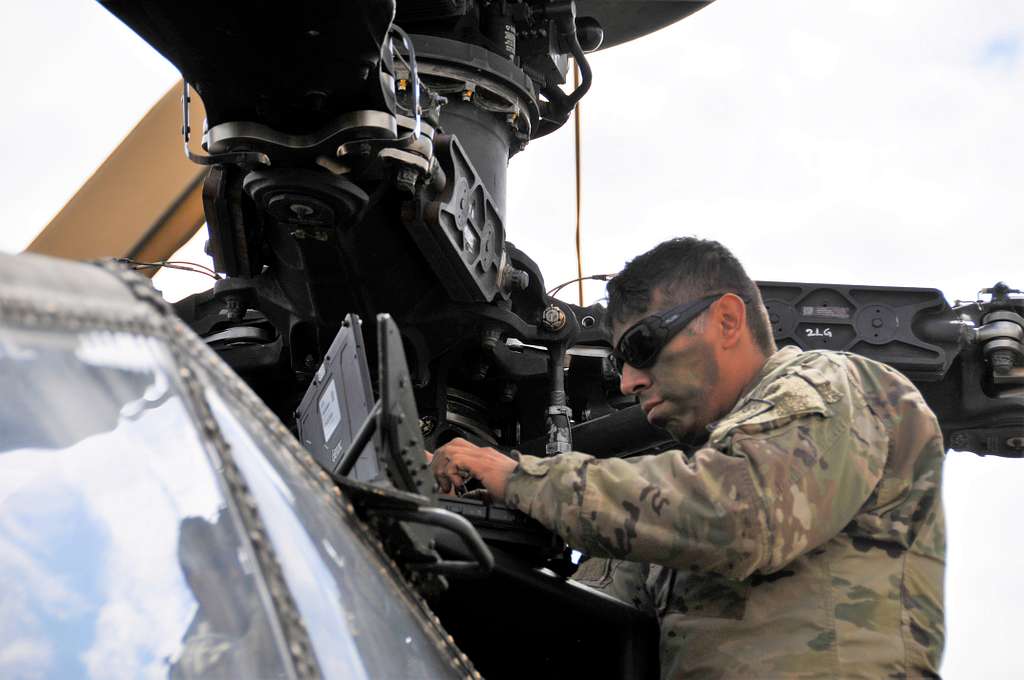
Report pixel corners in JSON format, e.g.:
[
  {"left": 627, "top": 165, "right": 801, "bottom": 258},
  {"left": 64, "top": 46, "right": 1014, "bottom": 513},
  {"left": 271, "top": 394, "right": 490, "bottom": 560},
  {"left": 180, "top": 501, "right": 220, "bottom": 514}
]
[{"left": 505, "top": 389, "right": 889, "bottom": 579}]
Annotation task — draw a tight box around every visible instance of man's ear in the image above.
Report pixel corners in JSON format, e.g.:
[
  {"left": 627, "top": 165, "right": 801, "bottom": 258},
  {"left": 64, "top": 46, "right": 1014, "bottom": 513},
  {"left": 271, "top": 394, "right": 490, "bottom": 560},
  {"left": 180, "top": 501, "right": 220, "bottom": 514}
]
[{"left": 714, "top": 293, "right": 747, "bottom": 349}]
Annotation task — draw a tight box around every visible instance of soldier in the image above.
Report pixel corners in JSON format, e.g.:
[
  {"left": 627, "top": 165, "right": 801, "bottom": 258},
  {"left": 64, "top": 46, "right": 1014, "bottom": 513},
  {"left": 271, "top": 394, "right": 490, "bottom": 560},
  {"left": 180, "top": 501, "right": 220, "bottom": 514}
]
[{"left": 431, "top": 237, "right": 945, "bottom": 678}]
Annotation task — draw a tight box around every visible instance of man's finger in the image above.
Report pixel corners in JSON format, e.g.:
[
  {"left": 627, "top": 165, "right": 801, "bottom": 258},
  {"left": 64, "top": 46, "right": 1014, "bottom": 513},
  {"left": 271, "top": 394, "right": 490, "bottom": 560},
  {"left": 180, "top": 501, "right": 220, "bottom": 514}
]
[
  {"left": 429, "top": 450, "right": 463, "bottom": 493},
  {"left": 444, "top": 461, "right": 468, "bottom": 489}
]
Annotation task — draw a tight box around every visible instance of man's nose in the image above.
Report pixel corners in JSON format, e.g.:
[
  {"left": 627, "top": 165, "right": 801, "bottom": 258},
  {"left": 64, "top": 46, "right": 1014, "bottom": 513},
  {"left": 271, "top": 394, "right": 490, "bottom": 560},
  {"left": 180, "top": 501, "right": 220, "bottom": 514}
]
[{"left": 619, "top": 362, "right": 651, "bottom": 395}]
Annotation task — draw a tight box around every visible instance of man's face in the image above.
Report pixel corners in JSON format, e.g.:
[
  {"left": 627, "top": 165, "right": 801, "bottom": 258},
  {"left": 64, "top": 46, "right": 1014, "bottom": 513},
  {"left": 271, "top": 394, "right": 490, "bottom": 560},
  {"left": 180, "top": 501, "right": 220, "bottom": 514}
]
[{"left": 611, "top": 296, "right": 723, "bottom": 440}]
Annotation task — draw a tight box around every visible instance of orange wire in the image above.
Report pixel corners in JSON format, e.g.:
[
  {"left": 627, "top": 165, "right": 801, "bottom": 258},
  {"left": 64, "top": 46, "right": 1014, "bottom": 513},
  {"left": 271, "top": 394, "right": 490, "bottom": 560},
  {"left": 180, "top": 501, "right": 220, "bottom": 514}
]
[{"left": 573, "top": 60, "right": 584, "bottom": 306}]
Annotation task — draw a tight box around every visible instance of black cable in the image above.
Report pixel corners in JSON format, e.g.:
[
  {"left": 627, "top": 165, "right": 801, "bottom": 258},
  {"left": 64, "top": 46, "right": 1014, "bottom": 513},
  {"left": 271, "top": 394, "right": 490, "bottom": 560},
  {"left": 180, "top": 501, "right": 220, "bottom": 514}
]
[
  {"left": 536, "top": 17, "right": 594, "bottom": 137},
  {"left": 116, "top": 258, "right": 221, "bottom": 280},
  {"left": 162, "top": 259, "right": 219, "bottom": 277},
  {"left": 547, "top": 273, "right": 616, "bottom": 297},
  {"left": 563, "top": 28, "right": 593, "bottom": 110}
]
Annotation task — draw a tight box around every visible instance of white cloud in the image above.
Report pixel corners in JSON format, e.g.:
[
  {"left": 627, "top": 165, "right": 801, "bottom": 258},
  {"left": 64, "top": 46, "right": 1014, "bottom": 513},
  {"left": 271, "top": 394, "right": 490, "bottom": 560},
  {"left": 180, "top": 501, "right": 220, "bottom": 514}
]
[
  {"left": 0, "top": 637, "right": 54, "bottom": 679},
  {"left": 0, "top": 351, "right": 225, "bottom": 679}
]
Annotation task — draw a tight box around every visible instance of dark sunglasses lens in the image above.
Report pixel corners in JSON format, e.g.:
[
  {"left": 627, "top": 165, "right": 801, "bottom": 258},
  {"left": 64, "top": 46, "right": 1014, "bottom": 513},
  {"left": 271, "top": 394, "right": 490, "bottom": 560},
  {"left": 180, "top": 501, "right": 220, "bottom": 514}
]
[{"left": 620, "top": 323, "right": 660, "bottom": 368}]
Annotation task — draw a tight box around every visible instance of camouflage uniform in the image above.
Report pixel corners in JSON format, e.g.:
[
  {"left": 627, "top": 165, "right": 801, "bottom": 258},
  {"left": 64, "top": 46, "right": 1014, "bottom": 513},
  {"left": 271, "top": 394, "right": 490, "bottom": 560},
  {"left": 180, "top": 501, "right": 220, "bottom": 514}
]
[{"left": 505, "top": 346, "right": 945, "bottom": 678}]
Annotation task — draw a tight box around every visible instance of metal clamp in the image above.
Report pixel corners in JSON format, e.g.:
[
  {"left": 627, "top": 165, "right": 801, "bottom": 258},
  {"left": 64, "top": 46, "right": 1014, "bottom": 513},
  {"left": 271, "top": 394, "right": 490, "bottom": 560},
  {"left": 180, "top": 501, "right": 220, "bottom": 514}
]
[
  {"left": 181, "top": 81, "right": 270, "bottom": 167},
  {"left": 977, "top": 310, "right": 1024, "bottom": 380}
]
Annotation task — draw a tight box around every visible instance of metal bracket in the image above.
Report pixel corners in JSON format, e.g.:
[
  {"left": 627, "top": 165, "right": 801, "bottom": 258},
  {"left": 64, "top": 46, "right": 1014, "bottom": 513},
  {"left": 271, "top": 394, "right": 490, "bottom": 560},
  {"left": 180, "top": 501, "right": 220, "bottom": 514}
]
[
  {"left": 181, "top": 81, "right": 270, "bottom": 167},
  {"left": 389, "top": 25, "right": 422, "bottom": 140},
  {"left": 369, "top": 506, "right": 494, "bottom": 577}
]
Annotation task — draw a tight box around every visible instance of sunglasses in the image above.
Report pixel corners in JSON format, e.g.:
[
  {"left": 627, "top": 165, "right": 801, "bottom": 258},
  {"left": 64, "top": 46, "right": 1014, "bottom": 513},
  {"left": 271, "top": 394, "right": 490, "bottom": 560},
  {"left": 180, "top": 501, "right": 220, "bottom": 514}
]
[{"left": 610, "top": 294, "right": 737, "bottom": 374}]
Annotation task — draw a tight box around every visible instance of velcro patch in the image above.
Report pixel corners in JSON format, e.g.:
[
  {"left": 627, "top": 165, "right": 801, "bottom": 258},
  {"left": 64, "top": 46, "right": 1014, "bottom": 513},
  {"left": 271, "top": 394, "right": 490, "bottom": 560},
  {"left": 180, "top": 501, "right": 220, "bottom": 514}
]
[{"left": 710, "top": 375, "right": 832, "bottom": 446}]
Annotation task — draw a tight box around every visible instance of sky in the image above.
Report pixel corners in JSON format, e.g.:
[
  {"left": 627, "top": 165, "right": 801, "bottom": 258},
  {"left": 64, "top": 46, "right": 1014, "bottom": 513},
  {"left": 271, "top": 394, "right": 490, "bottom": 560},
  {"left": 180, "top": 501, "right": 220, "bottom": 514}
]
[{"left": 1, "top": 1, "right": 1023, "bottom": 676}]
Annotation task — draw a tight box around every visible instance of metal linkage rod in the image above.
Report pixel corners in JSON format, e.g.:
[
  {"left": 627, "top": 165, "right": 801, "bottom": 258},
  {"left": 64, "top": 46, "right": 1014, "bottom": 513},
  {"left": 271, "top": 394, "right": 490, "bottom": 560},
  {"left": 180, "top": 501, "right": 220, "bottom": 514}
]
[{"left": 335, "top": 400, "right": 382, "bottom": 476}]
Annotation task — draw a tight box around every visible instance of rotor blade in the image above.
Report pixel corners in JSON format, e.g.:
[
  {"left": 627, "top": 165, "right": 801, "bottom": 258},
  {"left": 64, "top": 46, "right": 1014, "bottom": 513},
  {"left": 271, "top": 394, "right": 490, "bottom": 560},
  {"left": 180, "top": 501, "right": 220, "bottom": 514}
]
[
  {"left": 26, "top": 83, "right": 206, "bottom": 265},
  {"left": 579, "top": 0, "right": 714, "bottom": 50}
]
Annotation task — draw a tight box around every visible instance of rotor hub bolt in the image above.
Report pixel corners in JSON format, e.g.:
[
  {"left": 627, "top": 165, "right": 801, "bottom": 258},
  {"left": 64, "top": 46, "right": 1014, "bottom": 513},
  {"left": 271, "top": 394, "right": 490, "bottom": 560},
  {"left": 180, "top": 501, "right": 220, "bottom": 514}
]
[
  {"left": 503, "top": 266, "right": 530, "bottom": 292},
  {"left": 395, "top": 166, "right": 420, "bottom": 194},
  {"left": 500, "top": 382, "right": 518, "bottom": 403},
  {"left": 223, "top": 294, "right": 244, "bottom": 323},
  {"left": 290, "top": 203, "right": 315, "bottom": 219},
  {"left": 420, "top": 416, "right": 437, "bottom": 436},
  {"left": 541, "top": 305, "right": 567, "bottom": 332},
  {"left": 990, "top": 349, "right": 1015, "bottom": 375},
  {"left": 872, "top": 318, "right": 884, "bottom": 328},
  {"left": 481, "top": 326, "right": 502, "bottom": 351}
]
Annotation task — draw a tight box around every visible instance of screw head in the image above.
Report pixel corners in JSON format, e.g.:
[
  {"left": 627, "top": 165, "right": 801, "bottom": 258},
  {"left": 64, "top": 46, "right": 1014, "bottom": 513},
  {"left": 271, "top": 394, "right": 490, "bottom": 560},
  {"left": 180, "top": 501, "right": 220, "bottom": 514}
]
[
  {"left": 290, "top": 203, "right": 315, "bottom": 218},
  {"left": 541, "top": 305, "right": 567, "bottom": 331}
]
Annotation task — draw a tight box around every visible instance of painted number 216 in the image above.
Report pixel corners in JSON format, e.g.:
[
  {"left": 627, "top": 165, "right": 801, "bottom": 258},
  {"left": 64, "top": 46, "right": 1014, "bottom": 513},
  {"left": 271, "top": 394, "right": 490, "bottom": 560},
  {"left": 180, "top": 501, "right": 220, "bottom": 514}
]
[{"left": 805, "top": 327, "right": 833, "bottom": 338}]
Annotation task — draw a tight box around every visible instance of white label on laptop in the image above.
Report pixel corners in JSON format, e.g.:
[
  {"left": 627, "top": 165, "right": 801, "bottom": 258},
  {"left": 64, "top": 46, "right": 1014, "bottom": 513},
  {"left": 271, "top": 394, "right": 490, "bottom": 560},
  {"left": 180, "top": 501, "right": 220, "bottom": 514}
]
[{"left": 319, "top": 378, "right": 342, "bottom": 442}]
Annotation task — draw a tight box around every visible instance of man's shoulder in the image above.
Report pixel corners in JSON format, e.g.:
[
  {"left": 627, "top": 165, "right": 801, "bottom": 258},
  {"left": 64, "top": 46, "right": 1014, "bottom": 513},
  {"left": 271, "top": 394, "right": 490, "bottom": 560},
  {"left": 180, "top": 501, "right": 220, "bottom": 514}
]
[
  {"left": 751, "top": 347, "right": 849, "bottom": 408},
  {"left": 759, "top": 347, "right": 918, "bottom": 402},
  {"left": 762, "top": 348, "right": 939, "bottom": 440},
  {"left": 709, "top": 349, "right": 846, "bottom": 445},
  {"left": 711, "top": 348, "right": 909, "bottom": 445}
]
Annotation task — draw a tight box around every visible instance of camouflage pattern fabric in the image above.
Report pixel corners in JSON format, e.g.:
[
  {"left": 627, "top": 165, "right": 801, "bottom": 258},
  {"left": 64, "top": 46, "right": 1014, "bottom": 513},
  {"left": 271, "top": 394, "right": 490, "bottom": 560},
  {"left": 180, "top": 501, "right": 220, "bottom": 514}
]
[{"left": 506, "top": 346, "right": 945, "bottom": 678}]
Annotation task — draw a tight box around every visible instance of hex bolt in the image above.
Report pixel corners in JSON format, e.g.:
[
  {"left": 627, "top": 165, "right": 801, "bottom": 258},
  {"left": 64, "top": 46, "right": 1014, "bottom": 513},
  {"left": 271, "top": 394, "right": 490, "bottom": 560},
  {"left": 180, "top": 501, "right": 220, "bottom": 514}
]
[
  {"left": 990, "top": 349, "right": 1015, "bottom": 375},
  {"left": 481, "top": 325, "right": 503, "bottom": 352},
  {"left": 541, "top": 304, "right": 567, "bottom": 332},
  {"left": 395, "top": 166, "right": 420, "bottom": 194},
  {"left": 500, "top": 382, "right": 518, "bottom": 403},
  {"left": 504, "top": 266, "right": 530, "bottom": 292},
  {"left": 419, "top": 416, "right": 437, "bottom": 436},
  {"left": 223, "top": 294, "right": 244, "bottom": 323}
]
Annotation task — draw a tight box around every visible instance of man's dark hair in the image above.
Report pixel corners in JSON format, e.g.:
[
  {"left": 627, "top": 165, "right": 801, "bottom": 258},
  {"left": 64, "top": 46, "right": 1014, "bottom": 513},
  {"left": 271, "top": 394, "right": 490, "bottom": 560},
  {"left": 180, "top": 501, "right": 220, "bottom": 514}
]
[{"left": 606, "top": 237, "right": 777, "bottom": 356}]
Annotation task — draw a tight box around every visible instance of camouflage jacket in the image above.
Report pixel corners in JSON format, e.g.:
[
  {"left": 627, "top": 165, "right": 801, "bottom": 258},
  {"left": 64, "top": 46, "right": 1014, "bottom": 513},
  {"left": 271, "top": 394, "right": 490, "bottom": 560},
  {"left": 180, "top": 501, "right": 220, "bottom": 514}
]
[{"left": 505, "top": 346, "right": 945, "bottom": 678}]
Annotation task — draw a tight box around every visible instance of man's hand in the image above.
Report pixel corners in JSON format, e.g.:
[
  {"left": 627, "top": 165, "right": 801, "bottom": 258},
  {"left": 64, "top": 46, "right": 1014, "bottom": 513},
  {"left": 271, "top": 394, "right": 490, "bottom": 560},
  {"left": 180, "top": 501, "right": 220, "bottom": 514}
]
[{"left": 429, "top": 437, "right": 518, "bottom": 502}]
